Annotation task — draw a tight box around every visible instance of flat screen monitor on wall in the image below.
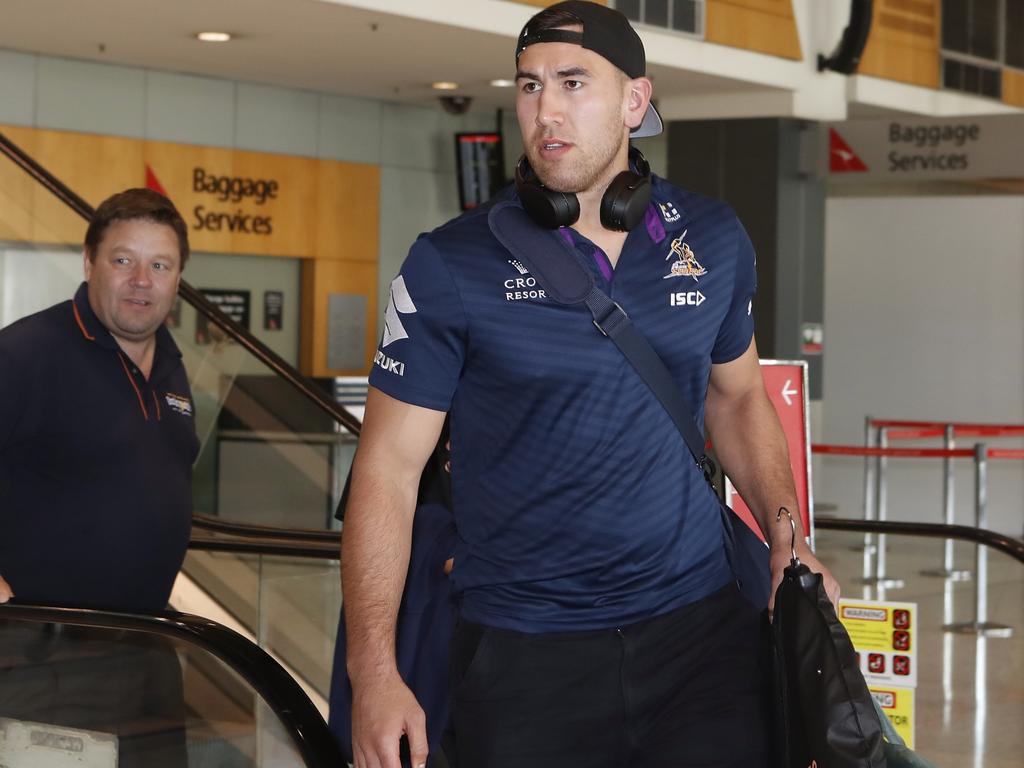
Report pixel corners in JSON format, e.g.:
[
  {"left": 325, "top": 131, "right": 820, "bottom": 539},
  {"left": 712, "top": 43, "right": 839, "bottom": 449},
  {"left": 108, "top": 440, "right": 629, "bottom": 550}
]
[{"left": 455, "top": 132, "right": 505, "bottom": 211}]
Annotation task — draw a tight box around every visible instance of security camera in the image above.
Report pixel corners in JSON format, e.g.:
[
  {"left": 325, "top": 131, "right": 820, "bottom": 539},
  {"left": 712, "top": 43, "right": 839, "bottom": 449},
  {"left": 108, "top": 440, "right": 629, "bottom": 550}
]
[{"left": 439, "top": 95, "right": 473, "bottom": 115}]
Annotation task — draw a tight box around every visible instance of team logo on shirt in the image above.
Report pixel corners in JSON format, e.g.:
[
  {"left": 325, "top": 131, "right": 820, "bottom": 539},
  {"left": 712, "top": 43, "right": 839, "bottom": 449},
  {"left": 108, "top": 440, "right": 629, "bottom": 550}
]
[
  {"left": 662, "top": 231, "right": 706, "bottom": 281},
  {"left": 382, "top": 275, "right": 417, "bottom": 348},
  {"left": 164, "top": 393, "right": 193, "bottom": 417},
  {"left": 659, "top": 201, "right": 681, "bottom": 223}
]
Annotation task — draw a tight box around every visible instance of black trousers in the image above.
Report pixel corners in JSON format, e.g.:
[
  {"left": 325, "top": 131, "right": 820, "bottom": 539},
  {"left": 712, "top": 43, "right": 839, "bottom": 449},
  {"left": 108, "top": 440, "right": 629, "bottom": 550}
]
[{"left": 451, "top": 583, "right": 771, "bottom": 768}]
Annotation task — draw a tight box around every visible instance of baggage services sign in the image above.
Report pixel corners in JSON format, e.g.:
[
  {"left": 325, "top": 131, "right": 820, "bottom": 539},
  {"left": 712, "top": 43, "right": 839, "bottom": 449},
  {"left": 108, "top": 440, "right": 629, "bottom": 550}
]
[{"left": 829, "top": 115, "right": 1024, "bottom": 181}]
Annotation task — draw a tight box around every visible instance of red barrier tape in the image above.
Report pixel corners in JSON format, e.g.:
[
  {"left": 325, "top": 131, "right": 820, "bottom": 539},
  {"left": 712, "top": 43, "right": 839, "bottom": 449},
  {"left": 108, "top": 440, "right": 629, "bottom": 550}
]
[
  {"left": 989, "top": 449, "right": 1024, "bottom": 460},
  {"left": 870, "top": 420, "right": 1024, "bottom": 438},
  {"left": 812, "top": 445, "right": 975, "bottom": 458}
]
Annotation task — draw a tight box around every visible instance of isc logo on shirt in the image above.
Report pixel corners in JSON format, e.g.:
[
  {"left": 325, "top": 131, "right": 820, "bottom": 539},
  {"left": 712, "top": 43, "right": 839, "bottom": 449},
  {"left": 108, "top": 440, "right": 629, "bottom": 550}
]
[{"left": 670, "top": 290, "right": 706, "bottom": 307}]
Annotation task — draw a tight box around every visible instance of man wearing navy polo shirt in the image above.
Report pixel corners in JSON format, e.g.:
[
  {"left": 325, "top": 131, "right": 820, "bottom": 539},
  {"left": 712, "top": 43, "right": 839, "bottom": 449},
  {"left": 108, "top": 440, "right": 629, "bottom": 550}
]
[
  {"left": 0, "top": 188, "right": 198, "bottom": 612},
  {"left": 342, "top": 3, "right": 840, "bottom": 767}
]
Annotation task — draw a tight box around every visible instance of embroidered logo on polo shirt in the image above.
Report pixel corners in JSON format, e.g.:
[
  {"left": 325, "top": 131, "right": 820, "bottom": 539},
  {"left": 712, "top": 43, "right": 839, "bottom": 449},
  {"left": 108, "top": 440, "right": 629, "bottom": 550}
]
[
  {"left": 382, "top": 275, "right": 417, "bottom": 348},
  {"left": 670, "top": 290, "right": 706, "bottom": 308},
  {"left": 508, "top": 259, "right": 529, "bottom": 275},
  {"left": 374, "top": 350, "right": 406, "bottom": 377},
  {"left": 659, "top": 201, "right": 681, "bottom": 223},
  {"left": 662, "top": 230, "right": 706, "bottom": 281},
  {"left": 165, "top": 393, "right": 193, "bottom": 416}
]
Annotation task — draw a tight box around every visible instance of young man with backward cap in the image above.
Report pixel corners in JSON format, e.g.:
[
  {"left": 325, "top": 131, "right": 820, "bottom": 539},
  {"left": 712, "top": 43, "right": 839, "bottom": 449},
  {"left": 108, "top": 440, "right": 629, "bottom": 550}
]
[{"left": 342, "top": 3, "right": 840, "bottom": 767}]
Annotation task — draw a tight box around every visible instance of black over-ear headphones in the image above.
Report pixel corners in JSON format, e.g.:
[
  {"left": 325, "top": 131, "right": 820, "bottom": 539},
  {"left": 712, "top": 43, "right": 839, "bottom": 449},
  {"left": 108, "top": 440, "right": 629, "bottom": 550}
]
[{"left": 515, "top": 145, "right": 652, "bottom": 232}]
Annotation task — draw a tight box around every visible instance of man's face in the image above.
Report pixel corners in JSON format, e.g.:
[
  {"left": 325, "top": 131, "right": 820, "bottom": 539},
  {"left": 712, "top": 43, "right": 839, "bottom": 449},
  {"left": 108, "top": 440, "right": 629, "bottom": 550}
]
[
  {"left": 84, "top": 219, "right": 182, "bottom": 344},
  {"left": 516, "top": 36, "right": 632, "bottom": 195}
]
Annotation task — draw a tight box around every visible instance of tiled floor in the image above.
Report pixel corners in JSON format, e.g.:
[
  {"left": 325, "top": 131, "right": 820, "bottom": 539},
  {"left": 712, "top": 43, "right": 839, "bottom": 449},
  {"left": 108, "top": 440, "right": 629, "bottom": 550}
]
[{"left": 813, "top": 529, "right": 1023, "bottom": 768}]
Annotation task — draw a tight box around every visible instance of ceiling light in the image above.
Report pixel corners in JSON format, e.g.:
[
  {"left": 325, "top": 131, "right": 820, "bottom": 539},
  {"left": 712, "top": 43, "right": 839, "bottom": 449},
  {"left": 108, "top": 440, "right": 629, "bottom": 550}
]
[
  {"left": 490, "top": 79, "right": 516, "bottom": 88},
  {"left": 196, "top": 32, "right": 232, "bottom": 43},
  {"left": 432, "top": 81, "right": 459, "bottom": 91}
]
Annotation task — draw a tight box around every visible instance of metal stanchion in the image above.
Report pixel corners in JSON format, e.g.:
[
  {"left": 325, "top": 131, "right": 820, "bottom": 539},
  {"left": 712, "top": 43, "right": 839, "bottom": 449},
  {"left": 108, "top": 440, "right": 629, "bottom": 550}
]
[
  {"left": 859, "top": 417, "right": 878, "bottom": 575},
  {"left": 863, "top": 427, "right": 905, "bottom": 588},
  {"left": 944, "top": 443, "right": 1013, "bottom": 637},
  {"left": 921, "top": 424, "right": 972, "bottom": 580}
]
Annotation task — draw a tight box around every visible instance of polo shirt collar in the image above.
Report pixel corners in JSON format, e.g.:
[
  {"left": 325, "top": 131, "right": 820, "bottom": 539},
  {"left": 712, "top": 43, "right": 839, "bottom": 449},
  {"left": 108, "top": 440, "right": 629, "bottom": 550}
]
[{"left": 72, "top": 281, "right": 183, "bottom": 361}]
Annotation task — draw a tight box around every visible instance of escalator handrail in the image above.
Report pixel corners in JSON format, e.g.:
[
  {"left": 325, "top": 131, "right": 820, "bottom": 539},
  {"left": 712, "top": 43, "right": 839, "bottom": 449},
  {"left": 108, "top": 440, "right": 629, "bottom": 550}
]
[
  {"left": 0, "top": 130, "right": 361, "bottom": 438},
  {"left": 0, "top": 603, "right": 345, "bottom": 768},
  {"left": 192, "top": 513, "right": 342, "bottom": 543},
  {"left": 815, "top": 517, "right": 1024, "bottom": 564},
  {"left": 190, "top": 530, "right": 339, "bottom": 558}
]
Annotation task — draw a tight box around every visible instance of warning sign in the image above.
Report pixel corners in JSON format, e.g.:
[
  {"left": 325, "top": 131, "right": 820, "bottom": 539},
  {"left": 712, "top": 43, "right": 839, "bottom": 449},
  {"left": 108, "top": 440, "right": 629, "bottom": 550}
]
[
  {"left": 870, "top": 687, "right": 915, "bottom": 749},
  {"left": 839, "top": 599, "right": 918, "bottom": 688}
]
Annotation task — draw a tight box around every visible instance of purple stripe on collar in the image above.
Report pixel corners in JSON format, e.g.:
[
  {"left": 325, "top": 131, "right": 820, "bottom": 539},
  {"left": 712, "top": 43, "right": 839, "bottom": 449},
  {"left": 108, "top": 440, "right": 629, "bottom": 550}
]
[
  {"left": 558, "top": 227, "right": 613, "bottom": 282},
  {"left": 645, "top": 204, "right": 666, "bottom": 244}
]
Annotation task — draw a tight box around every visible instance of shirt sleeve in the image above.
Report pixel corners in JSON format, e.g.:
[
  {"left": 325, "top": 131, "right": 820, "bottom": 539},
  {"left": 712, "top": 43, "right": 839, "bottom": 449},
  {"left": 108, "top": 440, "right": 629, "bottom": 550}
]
[
  {"left": 368, "top": 236, "right": 467, "bottom": 411},
  {"left": 711, "top": 215, "right": 757, "bottom": 364}
]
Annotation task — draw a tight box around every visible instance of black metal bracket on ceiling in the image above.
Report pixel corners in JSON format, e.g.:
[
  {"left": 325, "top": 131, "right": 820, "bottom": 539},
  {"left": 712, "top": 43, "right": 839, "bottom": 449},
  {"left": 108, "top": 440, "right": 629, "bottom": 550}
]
[{"left": 818, "top": 0, "right": 874, "bottom": 74}]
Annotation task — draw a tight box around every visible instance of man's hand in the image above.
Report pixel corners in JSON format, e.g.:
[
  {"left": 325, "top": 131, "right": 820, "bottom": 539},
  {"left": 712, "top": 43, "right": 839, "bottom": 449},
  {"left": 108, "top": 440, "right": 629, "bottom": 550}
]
[
  {"left": 351, "top": 673, "right": 428, "bottom": 768},
  {"left": 767, "top": 542, "right": 841, "bottom": 620},
  {"left": 0, "top": 574, "right": 12, "bottom": 603}
]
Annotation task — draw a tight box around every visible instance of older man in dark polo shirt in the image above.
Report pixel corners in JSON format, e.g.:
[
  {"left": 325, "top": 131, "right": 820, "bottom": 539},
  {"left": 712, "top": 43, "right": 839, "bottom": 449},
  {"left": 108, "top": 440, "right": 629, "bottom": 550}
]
[{"left": 0, "top": 187, "right": 198, "bottom": 611}]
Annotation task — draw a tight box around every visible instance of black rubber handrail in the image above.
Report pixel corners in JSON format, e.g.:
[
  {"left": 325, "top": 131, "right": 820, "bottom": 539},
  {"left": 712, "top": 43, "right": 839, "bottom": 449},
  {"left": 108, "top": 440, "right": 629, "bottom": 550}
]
[
  {"left": 0, "top": 603, "right": 345, "bottom": 768},
  {"left": 815, "top": 517, "right": 1024, "bottom": 564},
  {"left": 190, "top": 530, "right": 339, "bottom": 559},
  {"left": 192, "top": 513, "right": 341, "bottom": 543},
  {"left": 0, "top": 130, "right": 361, "bottom": 437}
]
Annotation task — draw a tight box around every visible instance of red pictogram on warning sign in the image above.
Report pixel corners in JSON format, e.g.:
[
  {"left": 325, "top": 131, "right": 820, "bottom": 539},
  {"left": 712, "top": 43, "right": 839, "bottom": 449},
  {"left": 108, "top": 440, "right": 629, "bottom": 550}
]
[
  {"left": 868, "top": 653, "right": 886, "bottom": 673},
  {"left": 893, "top": 609, "right": 910, "bottom": 629},
  {"left": 145, "top": 164, "right": 168, "bottom": 196},
  {"left": 829, "top": 128, "right": 868, "bottom": 173},
  {"left": 893, "top": 630, "right": 911, "bottom": 651},
  {"left": 893, "top": 655, "right": 911, "bottom": 676}
]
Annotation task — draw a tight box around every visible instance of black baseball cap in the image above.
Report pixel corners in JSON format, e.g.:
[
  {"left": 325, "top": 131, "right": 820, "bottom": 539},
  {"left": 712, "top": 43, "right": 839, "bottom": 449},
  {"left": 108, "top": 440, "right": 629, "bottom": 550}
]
[{"left": 515, "top": 0, "right": 663, "bottom": 138}]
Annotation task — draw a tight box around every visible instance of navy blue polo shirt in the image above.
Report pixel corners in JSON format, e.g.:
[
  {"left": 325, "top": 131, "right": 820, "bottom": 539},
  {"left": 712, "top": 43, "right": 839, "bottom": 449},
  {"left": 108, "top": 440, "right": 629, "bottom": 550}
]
[
  {"left": 370, "top": 176, "right": 757, "bottom": 632},
  {"left": 0, "top": 282, "right": 198, "bottom": 612}
]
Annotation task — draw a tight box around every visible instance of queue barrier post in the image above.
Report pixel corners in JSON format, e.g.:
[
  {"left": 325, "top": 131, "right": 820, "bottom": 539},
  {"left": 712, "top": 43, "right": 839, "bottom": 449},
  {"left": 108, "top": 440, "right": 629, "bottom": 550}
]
[
  {"left": 862, "top": 427, "right": 905, "bottom": 588},
  {"left": 860, "top": 415, "right": 877, "bottom": 580},
  {"left": 920, "top": 423, "right": 972, "bottom": 581},
  {"left": 943, "top": 443, "right": 1013, "bottom": 638}
]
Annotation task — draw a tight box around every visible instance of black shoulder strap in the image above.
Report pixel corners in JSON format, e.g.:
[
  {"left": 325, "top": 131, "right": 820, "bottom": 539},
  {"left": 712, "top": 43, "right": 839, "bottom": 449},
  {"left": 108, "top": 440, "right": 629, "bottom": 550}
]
[{"left": 488, "top": 201, "right": 716, "bottom": 481}]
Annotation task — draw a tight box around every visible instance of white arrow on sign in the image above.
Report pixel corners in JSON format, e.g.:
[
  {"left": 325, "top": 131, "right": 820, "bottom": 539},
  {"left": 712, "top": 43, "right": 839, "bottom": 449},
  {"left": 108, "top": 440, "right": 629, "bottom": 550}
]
[{"left": 782, "top": 379, "right": 798, "bottom": 406}]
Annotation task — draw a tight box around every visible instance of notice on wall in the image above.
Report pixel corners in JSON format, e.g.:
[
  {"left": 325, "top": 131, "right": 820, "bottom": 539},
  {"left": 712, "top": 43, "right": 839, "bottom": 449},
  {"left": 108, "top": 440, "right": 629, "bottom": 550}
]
[
  {"left": 196, "top": 288, "right": 250, "bottom": 345},
  {"left": 264, "top": 290, "right": 283, "bottom": 331}
]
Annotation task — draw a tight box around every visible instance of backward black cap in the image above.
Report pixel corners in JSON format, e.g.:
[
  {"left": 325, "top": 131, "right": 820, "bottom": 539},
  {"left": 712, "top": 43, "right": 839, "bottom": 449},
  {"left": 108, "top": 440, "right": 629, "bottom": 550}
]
[{"left": 515, "top": 1, "right": 662, "bottom": 138}]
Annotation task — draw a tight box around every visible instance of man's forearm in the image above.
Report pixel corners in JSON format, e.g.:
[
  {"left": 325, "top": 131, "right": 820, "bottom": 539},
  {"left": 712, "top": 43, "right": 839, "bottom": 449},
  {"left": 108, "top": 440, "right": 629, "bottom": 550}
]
[
  {"left": 706, "top": 387, "right": 805, "bottom": 549},
  {"left": 340, "top": 462, "right": 418, "bottom": 687}
]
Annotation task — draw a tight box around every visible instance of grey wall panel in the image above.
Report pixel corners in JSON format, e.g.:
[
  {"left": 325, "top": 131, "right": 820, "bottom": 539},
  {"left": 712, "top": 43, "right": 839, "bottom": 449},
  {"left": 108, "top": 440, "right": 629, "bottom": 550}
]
[
  {"left": 145, "top": 71, "right": 235, "bottom": 147},
  {"left": 36, "top": 56, "right": 145, "bottom": 138},
  {"left": 235, "top": 82, "right": 319, "bottom": 157},
  {"left": 317, "top": 94, "right": 382, "bottom": 164},
  {"left": 0, "top": 50, "right": 35, "bottom": 126}
]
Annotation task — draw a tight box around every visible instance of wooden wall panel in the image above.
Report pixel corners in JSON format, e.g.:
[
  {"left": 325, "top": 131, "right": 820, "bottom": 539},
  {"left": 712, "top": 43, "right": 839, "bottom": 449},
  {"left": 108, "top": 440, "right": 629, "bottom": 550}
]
[
  {"left": 706, "top": 0, "right": 803, "bottom": 61},
  {"left": 1004, "top": 69, "right": 1024, "bottom": 108},
  {"left": 300, "top": 258, "right": 379, "bottom": 376},
  {"left": 316, "top": 161, "right": 380, "bottom": 263},
  {"left": 857, "top": 0, "right": 940, "bottom": 87}
]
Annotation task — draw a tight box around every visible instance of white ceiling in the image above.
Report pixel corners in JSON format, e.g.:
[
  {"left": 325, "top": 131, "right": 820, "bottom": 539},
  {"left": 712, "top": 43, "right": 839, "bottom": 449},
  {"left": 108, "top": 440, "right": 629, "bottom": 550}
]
[{"left": 0, "top": 0, "right": 768, "bottom": 113}]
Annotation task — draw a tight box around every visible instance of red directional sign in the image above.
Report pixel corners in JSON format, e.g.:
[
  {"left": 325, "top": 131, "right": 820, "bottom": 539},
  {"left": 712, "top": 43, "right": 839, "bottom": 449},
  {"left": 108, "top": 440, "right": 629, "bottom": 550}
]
[{"left": 726, "top": 361, "right": 812, "bottom": 543}]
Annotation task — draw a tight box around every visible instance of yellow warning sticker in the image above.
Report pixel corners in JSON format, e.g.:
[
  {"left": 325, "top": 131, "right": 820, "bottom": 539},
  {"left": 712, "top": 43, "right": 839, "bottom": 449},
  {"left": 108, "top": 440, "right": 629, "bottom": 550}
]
[
  {"left": 839, "top": 599, "right": 917, "bottom": 687},
  {"left": 870, "top": 686, "right": 915, "bottom": 749}
]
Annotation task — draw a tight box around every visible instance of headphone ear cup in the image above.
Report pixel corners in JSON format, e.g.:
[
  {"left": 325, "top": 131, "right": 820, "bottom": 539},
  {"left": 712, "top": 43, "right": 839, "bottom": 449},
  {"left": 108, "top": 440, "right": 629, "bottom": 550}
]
[
  {"left": 600, "top": 170, "right": 651, "bottom": 232},
  {"left": 515, "top": 155, "right": 580, "bottom": 229}
]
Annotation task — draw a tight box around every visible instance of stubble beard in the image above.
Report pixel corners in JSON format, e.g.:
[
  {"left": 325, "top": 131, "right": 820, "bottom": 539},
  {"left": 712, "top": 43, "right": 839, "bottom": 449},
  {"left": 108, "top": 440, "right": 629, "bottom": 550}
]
[{"left": 529, "top": 119, "right": 627, "bottom": 195}]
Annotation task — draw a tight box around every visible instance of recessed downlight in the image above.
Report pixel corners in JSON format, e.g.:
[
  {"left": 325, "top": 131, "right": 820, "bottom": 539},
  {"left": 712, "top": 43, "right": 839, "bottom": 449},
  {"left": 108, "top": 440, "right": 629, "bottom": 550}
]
[
  {"left": 490, "top": 79, "right": 516, "bottom": 88},
  {"left": 196, "top": 32, "right": 232, "bottom": 43},
  {"left": 432, "top": 81, "right": 459, "bottom": 91}
]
